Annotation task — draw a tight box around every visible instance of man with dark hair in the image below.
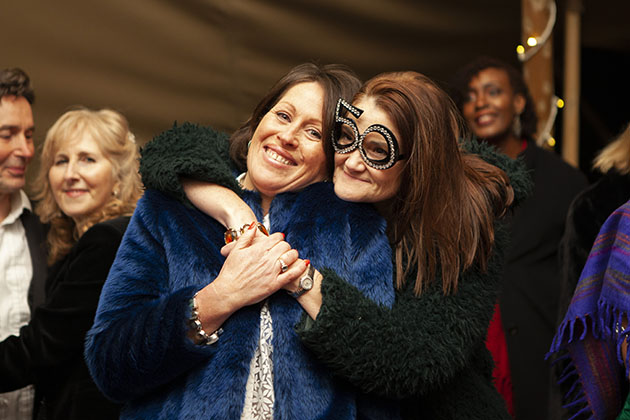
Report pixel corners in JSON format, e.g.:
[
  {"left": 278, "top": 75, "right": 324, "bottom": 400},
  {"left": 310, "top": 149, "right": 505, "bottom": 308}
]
[{"left": 0, "top": 67, "right": 47, "bottom": 419}]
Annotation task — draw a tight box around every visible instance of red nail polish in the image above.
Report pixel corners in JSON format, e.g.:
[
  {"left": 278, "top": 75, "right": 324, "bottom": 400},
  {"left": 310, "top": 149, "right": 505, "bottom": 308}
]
[
  {"left": 281, "top": 233, "right": 285, "bottom": 239},
  {"left": 304, "top": 259, "right": 310, "bottom": 267}
]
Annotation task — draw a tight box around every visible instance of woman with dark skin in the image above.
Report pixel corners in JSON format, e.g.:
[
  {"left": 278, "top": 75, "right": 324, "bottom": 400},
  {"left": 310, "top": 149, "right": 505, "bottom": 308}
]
[
  {"left": 138, "top": 69, "right": 531, "bottom": 419},
  {"left": 451, "top": 56, "right": 587, "bottom": 420}
]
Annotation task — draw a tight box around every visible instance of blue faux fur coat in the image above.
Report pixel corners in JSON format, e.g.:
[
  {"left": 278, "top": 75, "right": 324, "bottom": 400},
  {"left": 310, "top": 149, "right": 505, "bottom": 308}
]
[{"left": 85, "top": 183, "right": 398, "bottom": 419}]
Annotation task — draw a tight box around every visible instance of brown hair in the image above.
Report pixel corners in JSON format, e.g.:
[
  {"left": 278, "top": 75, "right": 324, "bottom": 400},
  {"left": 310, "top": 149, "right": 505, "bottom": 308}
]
[
  {"left": 33, "top": 108, "right": 143, "bottom": 264},
  {"left": 356, "top": 71, "right": 514, "bottom": 295},
  {"left": 0, "top": 68, "right": 35, "bottom": 104},
  {"left": 229, "top": 62, "right": 362, "bottom": 174}
]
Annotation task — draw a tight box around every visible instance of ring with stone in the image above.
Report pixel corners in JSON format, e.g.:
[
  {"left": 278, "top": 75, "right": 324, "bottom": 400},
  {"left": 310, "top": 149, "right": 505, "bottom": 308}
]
[{"left": 278, "top": 258, "right": 289, "bottom": 273}]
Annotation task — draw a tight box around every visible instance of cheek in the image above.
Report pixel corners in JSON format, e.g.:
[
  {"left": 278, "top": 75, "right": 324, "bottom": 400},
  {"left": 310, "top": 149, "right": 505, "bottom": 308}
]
[
  {"left": 0, "top": 146, "right": 12, "bottom": 163},
  {"left": 97, "top": 167, "right": 115, "bottom": 191},
  {"left": 462, "top": 103, "right": 475, "bottom": 120},
  {"left": 333, "top": 153, "right": 345, "bottom": 169},
  {"left": 495, "top": 98, "right": 514, "bottom": 117},
  {"left": 378, "top": 168, "right": 403, "bottom": 198},
  {"left": 48, "top": 168, "right": 60, "bottom": 191},
  {"left": 305, "top": 144, "right": 327, "bottom": 173}
]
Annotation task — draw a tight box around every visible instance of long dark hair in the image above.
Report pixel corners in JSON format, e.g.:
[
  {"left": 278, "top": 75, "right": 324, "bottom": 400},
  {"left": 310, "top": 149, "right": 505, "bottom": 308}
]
[{"left": 357, "top": 71, "right": 514, "bottom": 295}]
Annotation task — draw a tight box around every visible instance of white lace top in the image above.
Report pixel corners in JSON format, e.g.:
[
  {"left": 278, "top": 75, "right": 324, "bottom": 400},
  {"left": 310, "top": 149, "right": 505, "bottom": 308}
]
[{"left": 240, "top": 213, "right": 275, "bottom": 419}]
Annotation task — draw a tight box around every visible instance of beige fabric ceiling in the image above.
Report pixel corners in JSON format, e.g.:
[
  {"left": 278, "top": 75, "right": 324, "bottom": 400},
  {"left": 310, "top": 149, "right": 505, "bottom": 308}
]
[
  {"left": 3, "top": 1, "right": 520, "bottom": 143},
  {"left": 2, "top": 0, "right": 627, "bottom": 182}
]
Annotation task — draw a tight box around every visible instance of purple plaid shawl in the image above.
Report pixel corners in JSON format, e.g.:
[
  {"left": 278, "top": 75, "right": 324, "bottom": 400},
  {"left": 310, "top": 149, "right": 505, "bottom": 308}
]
[{"left": 549, "top": 199, "right": 630, "bottom": 420}]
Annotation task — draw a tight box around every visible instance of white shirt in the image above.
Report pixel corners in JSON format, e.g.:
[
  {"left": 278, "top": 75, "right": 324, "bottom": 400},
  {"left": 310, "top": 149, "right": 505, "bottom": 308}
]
[{"left": 0, "top": 189, "right": 35, "bottom": 420}]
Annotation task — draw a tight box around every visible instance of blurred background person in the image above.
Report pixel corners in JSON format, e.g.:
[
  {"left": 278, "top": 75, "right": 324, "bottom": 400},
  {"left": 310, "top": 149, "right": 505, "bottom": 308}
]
[
  {"left": 552, "top": 123, "right": 630, "bottom": 419},
  {"left": 450, "top": 56, "right": 588, "bottom": 420},
  {"left": 559, "top": 123, "right": 630, "bottom": 315},
  {"left": 550, "top": 198, "right": 630, "bottom": 420},
  {"left": 0, "top": 67, "right": 46, "bottom": 420},
  {"left": 0, "top": 108, "right": 142, "bottom": 420}
]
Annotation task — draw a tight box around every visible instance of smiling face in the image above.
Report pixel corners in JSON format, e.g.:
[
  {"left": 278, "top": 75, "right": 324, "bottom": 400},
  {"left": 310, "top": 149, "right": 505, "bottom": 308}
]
[
  {"left": 461, "top": 67, "right": 525, "bottom": 144},
  {"left": 333, "top": 96, "right": 405, "bottom": 205},
  {"left": 0, "top": 95, "right": 35, "bottom": 199},
  {"left": 48, "top": 132, "right": 115, "bottom": 223},
  {"left": 243, "top": 81, "right": 328, "bottom": 208}
]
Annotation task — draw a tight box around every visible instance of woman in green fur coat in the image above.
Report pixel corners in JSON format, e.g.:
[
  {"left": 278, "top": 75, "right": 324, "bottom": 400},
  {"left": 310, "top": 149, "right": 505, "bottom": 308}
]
[{"left": 140, "top": 70, "right": 531, "bottom": 418}]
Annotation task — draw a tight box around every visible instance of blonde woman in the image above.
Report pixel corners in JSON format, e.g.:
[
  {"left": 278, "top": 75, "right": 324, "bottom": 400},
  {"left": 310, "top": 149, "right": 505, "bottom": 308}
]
[{"left": 0, "top": 108, "right": 142, "bottom": 420}]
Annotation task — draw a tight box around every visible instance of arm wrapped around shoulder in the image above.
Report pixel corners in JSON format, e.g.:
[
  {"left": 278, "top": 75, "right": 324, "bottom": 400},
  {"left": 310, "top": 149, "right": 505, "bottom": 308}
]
[{"left": 139, "top": 122, "right": 240, "bottom": 204}]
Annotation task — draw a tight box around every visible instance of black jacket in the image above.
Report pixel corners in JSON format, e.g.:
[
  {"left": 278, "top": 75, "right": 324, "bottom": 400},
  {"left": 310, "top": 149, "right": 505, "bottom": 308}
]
[
  {"left": 499, "top": 143, "right": 587, "bottom": 420},
  {"left": 0, "top": 217, "right": 127, "bottom": 420},
  {"left": 20, "top": 206, "right": 47, "bottom": 311}
]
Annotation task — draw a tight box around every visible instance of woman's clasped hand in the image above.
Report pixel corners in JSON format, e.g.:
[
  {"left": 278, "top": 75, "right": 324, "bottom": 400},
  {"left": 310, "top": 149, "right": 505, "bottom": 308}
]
[{"left": 207, "top": 222, "right": 306, "bottom": 310}]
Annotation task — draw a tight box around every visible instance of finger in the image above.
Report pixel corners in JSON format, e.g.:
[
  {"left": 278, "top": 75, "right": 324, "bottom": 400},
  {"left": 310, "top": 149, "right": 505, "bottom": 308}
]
[
  {"left": 234, "top": 222, "right": 258, "bottom": 248},
  {"left": 277, "top": 259, "right": 310, "bottom": 288},
  {"left": 276, "top": 249, "right": 299, "bottom": 273},
  {"left": 266, "top": 240, "right": 292, "bottom": 260},
  {"left": 220, "top": 241, "right": 237, "bottom": 257},
  {"left": 277, "top": 257, "right": 289, "bottom": 274},
  {"left": 256, "top": 231, "right": 285, "bottom": 248}
]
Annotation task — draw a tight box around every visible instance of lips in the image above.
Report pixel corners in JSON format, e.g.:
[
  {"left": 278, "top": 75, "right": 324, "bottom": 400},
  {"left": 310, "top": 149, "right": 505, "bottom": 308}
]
[
  {"left": 64, "top": 189, "right": 88, "bottom": 198},
  {"left": 7, "top": 169, "right": 26, "bottom": 177},
  {"left": 341, "top": 168, "right": 369, "bottom": 183},
  {"left": 475, "top": 113, "right": 496, "bottom": 126},
  {"left": 264, "top": 146, "right": 296, "bottom": 166}
]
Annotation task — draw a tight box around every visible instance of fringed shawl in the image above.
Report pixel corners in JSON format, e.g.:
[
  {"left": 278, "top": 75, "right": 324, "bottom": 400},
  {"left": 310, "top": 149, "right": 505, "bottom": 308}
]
[{"left": 548, "top": 199, "right": 630, "bottom": 420}]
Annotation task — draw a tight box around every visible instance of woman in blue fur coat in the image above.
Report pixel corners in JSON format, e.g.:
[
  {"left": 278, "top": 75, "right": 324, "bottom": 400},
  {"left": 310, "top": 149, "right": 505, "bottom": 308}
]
[
  {"left": 137, "top": 70, "right": 531, "bottom": 418},
  {"left": 86, "top": 63, "right": 399, "bottom": 419}
]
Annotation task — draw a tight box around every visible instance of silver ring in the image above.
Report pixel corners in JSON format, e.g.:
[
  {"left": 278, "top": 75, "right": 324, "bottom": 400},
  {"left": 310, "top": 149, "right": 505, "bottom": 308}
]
[{"left": 278, "top": 258, "right": 288, "bottom": 273}]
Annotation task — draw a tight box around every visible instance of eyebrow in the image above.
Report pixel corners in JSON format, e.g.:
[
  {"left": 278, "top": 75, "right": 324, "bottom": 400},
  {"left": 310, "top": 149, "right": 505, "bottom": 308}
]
[
  {"left": 0, "top": 124, "right": 35, "bottom": 131},
  {"left": 276, "top": 101, "right": 323, "bottom": 125}
]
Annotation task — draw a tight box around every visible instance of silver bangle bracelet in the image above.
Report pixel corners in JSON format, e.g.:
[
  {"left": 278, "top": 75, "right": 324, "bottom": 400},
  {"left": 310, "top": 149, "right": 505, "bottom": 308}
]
[{"left": 188, "top": 292, "right": 223, "bottom": 346}]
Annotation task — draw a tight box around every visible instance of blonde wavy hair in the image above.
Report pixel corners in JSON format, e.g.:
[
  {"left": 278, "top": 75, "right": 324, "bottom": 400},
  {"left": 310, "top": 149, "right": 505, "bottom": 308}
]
[
  {"left": 592, "top": 123, "right": 630, "bottom": 175},
  {"left": 33, "top": 108, "right": 143, "bottom": 264}
]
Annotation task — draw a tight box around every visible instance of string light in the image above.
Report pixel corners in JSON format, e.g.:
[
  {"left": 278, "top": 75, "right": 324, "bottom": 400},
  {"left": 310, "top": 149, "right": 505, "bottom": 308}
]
[
  {"left": 517, "top": 1, "right": 557, "bottom": 63},
  {"left": 537, "top": 95, "right": 563, "bottom": 147},
  {"left": 518, "top": 1, "right": 560, "bottom": 148}
]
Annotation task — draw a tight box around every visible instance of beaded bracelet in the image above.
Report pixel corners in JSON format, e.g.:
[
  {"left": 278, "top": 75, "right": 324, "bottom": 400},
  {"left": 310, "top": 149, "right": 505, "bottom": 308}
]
[
  {"left": 224, "top": 222, "right": 269, "bottom": 244},
  {"left": 188, "top": 292, "right": 223, "bottom": 346}
]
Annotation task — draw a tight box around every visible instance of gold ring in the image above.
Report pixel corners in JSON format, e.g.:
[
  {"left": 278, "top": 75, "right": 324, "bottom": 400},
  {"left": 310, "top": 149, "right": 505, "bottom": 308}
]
[{"left": 278, "top": 258, "right": 289, "bottom": 273}]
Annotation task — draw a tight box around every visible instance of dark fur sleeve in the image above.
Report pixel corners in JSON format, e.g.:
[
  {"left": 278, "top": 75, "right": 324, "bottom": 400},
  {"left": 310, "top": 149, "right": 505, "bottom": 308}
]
[
  {"left": 296, "top": 142, "right": 529, "bottom": 400},
  {"left": 297, "top": 224, "right": 509, "bottom": 399},
  {"left": 139, "top": 122, "right": 241, "bottom": 204}
]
